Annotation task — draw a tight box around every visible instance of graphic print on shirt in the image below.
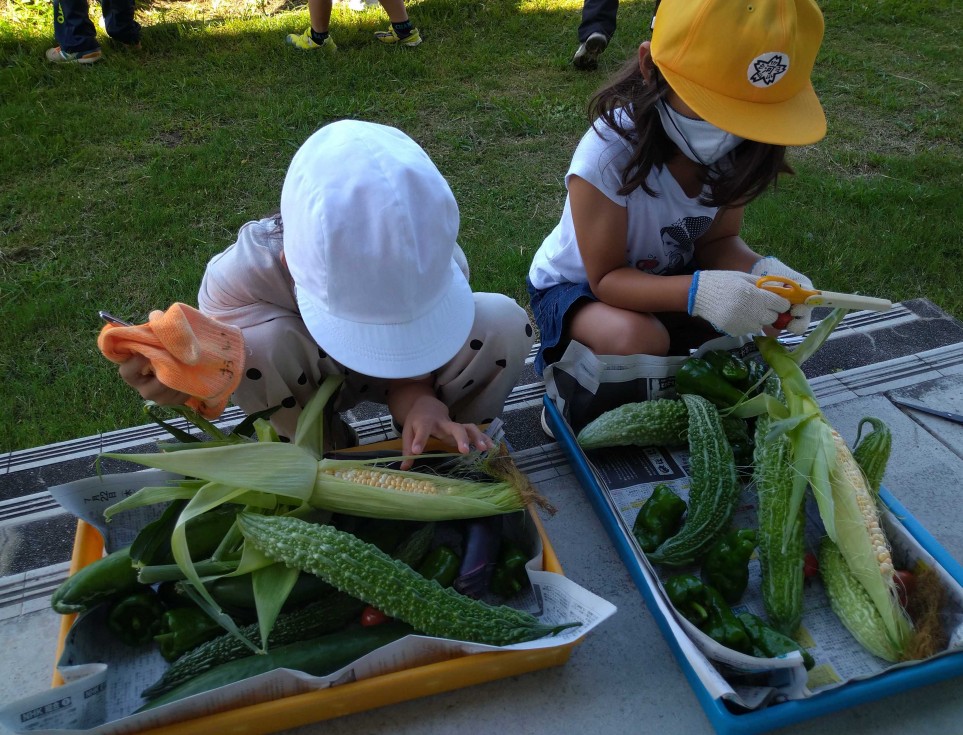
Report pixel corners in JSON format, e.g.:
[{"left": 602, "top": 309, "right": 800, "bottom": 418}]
[{"left": 635, "top": 215, "right": 713, "bottom": 275}]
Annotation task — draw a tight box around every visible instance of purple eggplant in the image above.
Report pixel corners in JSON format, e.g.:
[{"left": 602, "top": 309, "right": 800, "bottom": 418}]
[{"left": 453, "top": 517, "right": 501, "bottom": 598}]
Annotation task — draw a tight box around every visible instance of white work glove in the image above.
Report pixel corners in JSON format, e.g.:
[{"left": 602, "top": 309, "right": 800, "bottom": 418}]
[
  {"left": 750, "top": 256, "right": 814, "bottom": 336},
  {"left": 688, "top": 270, "right": 791, "bottom": 337}
]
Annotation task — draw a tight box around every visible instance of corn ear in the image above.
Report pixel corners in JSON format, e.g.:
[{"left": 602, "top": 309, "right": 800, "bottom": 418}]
[
  {"left": 828, "top": 430, "right": 912, "bottom": 649},
  {"left": 310, "top": 457, "right": 531, "bottom": 520}
]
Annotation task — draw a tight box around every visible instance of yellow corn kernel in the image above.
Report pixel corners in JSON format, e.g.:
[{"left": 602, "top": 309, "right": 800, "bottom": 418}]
[
  {"left": 321, "top": 467, "right": 442, "bottom": 495},
  {"left": 830, "top": 430, "right": 894, "bottom": 581}
]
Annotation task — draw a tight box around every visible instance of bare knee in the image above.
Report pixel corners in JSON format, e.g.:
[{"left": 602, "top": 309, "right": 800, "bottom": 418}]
[{"left": 571, "top": 306, "right": 670, "bottom": 357}]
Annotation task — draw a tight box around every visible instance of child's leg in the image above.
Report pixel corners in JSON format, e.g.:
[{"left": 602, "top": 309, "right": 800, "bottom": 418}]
[
  {"left": 568, "top": 300, "right": 672, "bottom": 357},
  {"left": 376, "top": 0, "right": 409, "bottom": 24},
  {"left": 308, "top": 0, "right": 333, "bottom": 33},
  {"left": 374, "top": 0, "right": 421, "bottom": 44},
  {"left": 100, "top": 0, "right": 141, "bottom": 45},
  {"left": 286, "top": 0, "right": 334, "bottom": 49},
  {"left": 432, "top": 293, "right": 535, "bottom": 425},
  {"left": 52, "top": 0, "right": 99, "bottom": 53}
]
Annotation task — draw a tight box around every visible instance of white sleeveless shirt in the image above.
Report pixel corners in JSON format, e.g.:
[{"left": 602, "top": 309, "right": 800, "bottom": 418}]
[{"left": 529, "top": 111, "right": 720, "bottom": 290}]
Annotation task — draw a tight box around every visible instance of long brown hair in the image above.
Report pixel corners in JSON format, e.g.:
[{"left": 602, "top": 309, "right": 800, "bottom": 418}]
[{"left": 588, "top": 57, "right": 793, "bottom": 208}]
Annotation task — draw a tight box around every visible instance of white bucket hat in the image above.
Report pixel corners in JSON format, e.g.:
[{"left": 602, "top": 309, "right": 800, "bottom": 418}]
[{"left": 281, "top": 120, "right": 475, "bottom": 379}]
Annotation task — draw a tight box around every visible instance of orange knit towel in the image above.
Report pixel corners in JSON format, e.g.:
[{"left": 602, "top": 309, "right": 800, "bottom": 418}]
[{"left": 98, "top": 303, "right": 245, "bottom": 419}]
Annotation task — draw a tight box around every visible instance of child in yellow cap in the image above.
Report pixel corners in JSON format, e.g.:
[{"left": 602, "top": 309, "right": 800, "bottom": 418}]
[{"left": 528, "top": 0, "right": 826, "bottom": 376}]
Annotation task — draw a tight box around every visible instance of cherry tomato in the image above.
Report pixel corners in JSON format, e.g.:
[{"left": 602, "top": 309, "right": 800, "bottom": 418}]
[
  {"left": 360, "top": 606, "right": 390, "bottom": 627},
  {"left": 803, "top": 552, "right": 819, "bottom": 578}
]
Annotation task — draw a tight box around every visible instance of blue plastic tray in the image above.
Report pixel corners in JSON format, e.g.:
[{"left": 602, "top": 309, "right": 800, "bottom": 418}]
[{"left": 543, "top": 395, "right": 963, "bottom": 735}]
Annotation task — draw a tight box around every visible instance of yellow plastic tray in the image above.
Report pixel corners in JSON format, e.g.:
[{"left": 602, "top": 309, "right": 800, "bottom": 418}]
[{"left": 51, "top": 440, "right": 577, "bottom": 734}]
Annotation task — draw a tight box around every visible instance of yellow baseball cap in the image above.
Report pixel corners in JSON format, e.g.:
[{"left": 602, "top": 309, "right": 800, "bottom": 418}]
[{"left": 651, "top": 0, "right": 826, "bottom": 146}]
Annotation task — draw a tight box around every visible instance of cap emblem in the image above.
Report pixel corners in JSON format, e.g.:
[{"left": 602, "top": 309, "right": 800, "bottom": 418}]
[{"left": 747, "top": 52, "right": 789, "bottom": 87}]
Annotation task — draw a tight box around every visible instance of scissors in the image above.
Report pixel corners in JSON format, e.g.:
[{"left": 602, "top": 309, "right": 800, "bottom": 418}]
[
  {"left": 98, "top": 310, "right": 134, "bottom": 327},
  {"left": 756, "top": 276, "right": 893, "bottom": 329}
]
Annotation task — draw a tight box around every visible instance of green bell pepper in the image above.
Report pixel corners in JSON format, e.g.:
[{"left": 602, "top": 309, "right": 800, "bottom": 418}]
[
  {"left": 490, "top": 540, "right": 530, "bottom": 598},
  {"left": 633, "top": 484, "right": 688, "bottom": 553},
  {"left": 106, "top": 590, "right": 166, "bottom": 647},
  {"left": 675, "top": 357, "right": 749, "bottom": 408},
  {"left": 154, "top": 606, "right": 224, "bottom": 662},
  {"left": 664, "top": 574, "right": 710, "bottom": 628},
  {"left": 737, "top": 612, "right": 815, "bottom": 669},
  {"left": 703, "top": 585, "right": 753, "bottom": 654},
  {"left": 665, "top": 574, "right": 752, "bottom": 654},
  {"left": 701, "top": 528, "right": 758, "bottom": 604},
  {"left": 488, "top": 538, "right": 529, "bottom": 597},
  {"left": 416, "top": 545, "right": 461, "bottom": 588},
  {"left": 703, "top": 350, "right": 751, "bottom": 384}
]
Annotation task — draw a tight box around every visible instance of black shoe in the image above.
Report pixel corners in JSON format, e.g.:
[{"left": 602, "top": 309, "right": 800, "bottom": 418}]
[{"left": 572, "top": 31, "right": 608, "bottom": 70}]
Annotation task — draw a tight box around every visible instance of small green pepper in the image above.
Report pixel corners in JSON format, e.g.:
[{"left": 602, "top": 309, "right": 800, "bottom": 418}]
[
  {"left": 701, "top": 528, "right": 758, "bottom": 604},
  {"left": 490, "top": 540, "right": 530, "bottom": 598},
  {"left": 737, "top": 612, "right": 815, "bottom": 670},
  {"left": 51, "top": 546, "right": 144, "bottom": 615},
  {"left": 675, "top": 357, "right": 748, "bottom": 408},
  {"left": 664, "top": 574, "right": 710, "bottom": 628},
  {"left": 416, "top": 545, "right": 461, "bottom": 588},
  {"left": 665, "top": 575, "right": 753, "bottom": 653},
  {"left": 703, "top": 350, "right": 751, "bottom": 384},
  {"left": 633, "top": 484, "right": 688, "bottom": 553},
  {"left": 154, "top": 606, "right": 224, "bottom": 662},
  {"left": 703, "top": 585, "right": 753, "bottom": 654},
  {"left": 107, "top": 590, "right": 166, "bottom": 647}
]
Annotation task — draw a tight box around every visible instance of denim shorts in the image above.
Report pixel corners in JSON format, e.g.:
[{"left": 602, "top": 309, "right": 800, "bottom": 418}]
[
  {"left": 527, "top": 276, "right": 721, "bottom": 375},
  {"left": 527, "top": 278, "right": 598, "bottom": 376}
]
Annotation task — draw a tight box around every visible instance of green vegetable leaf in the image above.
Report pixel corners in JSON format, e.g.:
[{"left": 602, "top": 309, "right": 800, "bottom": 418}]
[
  {"left": 172, "top": 482, "right": 260, "bottom": 653},
  {"left": 102, "top": 442, "right": 320, "bottom": 502},
  {"left": 253, "top": 563, "right": 300, "bottom": 652},
  {"left": 294, "top": 374, "right": 345, "bottom": 458}
]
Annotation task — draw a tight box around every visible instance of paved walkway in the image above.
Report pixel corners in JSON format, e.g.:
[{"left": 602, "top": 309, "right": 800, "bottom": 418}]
[{"left": 2, "top": 299, "right": 962, "bottom": 734}]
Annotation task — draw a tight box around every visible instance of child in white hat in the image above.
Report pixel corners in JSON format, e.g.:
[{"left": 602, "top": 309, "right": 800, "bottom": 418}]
[
  {"left": 528, "top": 0, "right": 826, "bottom": 376},
  {"left": 120, "top": 120, "right": 534, "bottom": 462}
]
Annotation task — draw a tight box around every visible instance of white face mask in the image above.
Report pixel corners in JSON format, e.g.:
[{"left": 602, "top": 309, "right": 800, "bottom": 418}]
[{"left": 656, "top": 99, "right": 744, "bottom": 166}]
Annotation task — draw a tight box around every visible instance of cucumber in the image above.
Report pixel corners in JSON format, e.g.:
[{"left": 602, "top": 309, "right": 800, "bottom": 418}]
[
  {"left": 139, "top": 623, "right": 412, "bottom": 710},
  {"left": 141, "top": 591, "right": 366, "bottom": 699}
]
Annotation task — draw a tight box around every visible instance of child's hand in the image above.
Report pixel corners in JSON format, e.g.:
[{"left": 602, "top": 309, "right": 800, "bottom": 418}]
[
  {"left": 118, "top": 355, "right": 192, "bottom": 406},
  {"left": 689, "top": 270, "right": 791, "bottom": 337},
  {"left": 398, "top": 395, "right": 494, "bottom": 470},
  {"left": 750, "top": 257, "right": 815, "bottom": 336}
]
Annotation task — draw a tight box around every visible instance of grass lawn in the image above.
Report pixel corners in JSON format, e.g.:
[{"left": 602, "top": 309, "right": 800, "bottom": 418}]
[{"left": 1, "top": 0, "right": 960, "bottom": 451}]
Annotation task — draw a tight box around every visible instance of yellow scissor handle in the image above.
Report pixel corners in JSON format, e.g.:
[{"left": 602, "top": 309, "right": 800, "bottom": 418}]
[{"left": 755, "top": 275, "right": 820, "bottom": 305}]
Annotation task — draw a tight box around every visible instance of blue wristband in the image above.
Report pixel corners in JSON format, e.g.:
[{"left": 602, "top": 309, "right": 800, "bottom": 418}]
[{"left": 687, "top": 271, "right": 701, "bottom": 315}]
